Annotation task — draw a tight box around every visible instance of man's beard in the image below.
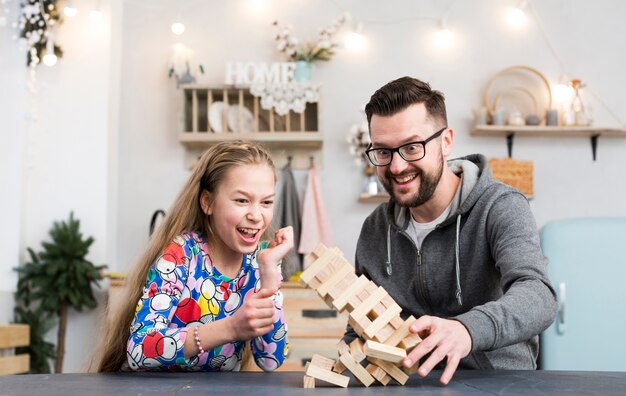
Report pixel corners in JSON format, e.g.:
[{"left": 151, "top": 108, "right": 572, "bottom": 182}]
[{"left": 381, "top": 155, "right": 444, "bottom": 208}]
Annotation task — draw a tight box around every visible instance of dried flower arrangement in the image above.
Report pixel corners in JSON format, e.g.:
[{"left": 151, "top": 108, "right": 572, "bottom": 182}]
[{"left": 272, "top": 13, "right": 350, "bottom": 63}]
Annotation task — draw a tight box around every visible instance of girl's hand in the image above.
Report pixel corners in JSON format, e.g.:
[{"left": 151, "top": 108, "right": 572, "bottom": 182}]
[
  {"left": 226, "top": 288, "right": 277, "bottom": 341},
  {"left": 257, "top": 226, "right": 294, "bottom": 290}
]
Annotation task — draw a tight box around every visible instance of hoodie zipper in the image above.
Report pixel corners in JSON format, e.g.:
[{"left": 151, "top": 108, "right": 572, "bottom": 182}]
[{"left": 416, "top": 248, "right": 434, "bottom": 314}]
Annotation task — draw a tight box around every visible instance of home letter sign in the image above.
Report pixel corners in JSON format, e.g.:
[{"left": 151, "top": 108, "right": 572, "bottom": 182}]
[{"left": 225, "top": 62, "right": 295, "bottom": 84}]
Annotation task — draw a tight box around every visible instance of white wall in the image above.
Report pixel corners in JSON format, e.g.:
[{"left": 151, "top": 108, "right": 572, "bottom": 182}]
[{"left": 2, "top": 0, "right": 625, "bottom": 372}]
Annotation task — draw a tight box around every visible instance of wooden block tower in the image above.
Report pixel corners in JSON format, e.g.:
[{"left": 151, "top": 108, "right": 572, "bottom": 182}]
[{"left": 299, "top": 243, "right": 422, "bottom": 388}]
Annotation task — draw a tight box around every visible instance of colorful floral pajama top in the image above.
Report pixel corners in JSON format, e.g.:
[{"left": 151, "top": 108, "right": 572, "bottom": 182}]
[{"left": 125, "top": 232, "right": 288, "bottom": 371}]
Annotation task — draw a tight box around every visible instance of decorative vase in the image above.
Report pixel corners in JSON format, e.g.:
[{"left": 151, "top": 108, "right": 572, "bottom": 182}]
[{"left": 294, "top": 60, "right": 312, "bottom": 83}]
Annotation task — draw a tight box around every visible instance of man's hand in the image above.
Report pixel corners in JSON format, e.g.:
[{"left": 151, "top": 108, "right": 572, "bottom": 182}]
[{"left": 402, "top": 315, "right": 472, "bottom": 385}]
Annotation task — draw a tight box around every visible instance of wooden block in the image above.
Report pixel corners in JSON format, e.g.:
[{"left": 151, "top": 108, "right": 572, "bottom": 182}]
[
  {"left": 305, "top": 243, "right": 328, "bottom": 263},
  {"left": 306, "top": 360, "right": 350, "bottom": 388},
  {"left": 0, "top": 324, "right": 29, "bottom": 348},
  {"left": 348, "top": 314, "right": 370, "bottom": 336},
  {"left": 366, "top": 363, "right": 391, "bottom": 386},
  {"left": 303, "top": 375, "right": 315, "bottom": 388},
  {"left": 399, "top": 333, "right": 422, "bottom": 350},
  {"left": 336, "top": 339, "right": 350, "bottom": 356},
  {"left": 349, "top": 338, "right": 366, "bottom": 363},
  {"left": 327, "top": 275, "right": 357, "bottom": 301},
  {"left": 0, "top": 355, "right": 30, "bottom": 376},
  {"left": 350, "top": 286, "right": 388, "bottom": 321},
  {"left": 317, "top": 264, "right": 353, "bottom": 297},
  {"left": 363, "top": 340, "right": 407, "bottom": 363},
  {"left": 372, "top": 324, "right": 395, "bottom": 343},
  {"left": 368, "top": 358, "right": 409, "bottom": 385},
  {"left": 332, "top": 358, "right": 346, "bottom": 374},
  {"left": 310, "top": 354, "right": 335, "bottom": 371},
  {"left": 390, "top": 315, "right": 405, "bottom": 329},
  {"left": 339, "top": 352, "right": 375, "bottom": 387},
  {"left": 300, "top": 248, "right": 338, "bottom": 286},
  {"left": 384, "top": 315, "right": 416, "bottom": 347},
  {"left": 332, "top": 275, "right": 369, "bottom": 312},
  {"left": 364, "top": 303, "right": 402, "bottom": 339}
]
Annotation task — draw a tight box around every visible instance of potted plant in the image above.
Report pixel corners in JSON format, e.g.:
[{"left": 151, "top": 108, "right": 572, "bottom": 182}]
[{"left": 14, "top": 212, "right": 106, "bottom": 373}]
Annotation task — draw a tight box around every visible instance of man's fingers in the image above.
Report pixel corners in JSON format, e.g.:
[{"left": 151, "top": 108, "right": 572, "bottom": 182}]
[{"left": 440, "top": 355, "right": 460, "bottom": 385}]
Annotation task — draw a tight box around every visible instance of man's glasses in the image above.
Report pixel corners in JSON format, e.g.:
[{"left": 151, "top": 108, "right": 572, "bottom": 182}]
[{"left": 365, "top": 126, "right": 447, "bottom": 166}]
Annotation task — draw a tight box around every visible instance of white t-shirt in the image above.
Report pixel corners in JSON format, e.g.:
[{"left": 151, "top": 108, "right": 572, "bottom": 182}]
[{"left": 406, "top": 204, "right": 452, "bottom": 249}]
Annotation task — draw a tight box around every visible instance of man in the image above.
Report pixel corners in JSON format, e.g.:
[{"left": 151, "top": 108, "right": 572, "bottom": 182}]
[{"left": 343, "top": 77, "right": 557, "bottom": 385}]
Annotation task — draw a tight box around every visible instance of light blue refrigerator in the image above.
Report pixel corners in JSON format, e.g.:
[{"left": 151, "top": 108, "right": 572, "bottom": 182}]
[{"left": 539, "top": 218, "right": 626, "bottom": 371}]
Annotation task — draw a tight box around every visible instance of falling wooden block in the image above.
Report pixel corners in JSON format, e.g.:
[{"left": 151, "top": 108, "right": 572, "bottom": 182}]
[
  {"left": 399, "top": 333, "right": 422, "bottom": 351},
  {"left": 372, "top": 324, "right": 395, "bottom": 343},
  {"left": 306, "top": 356, "right": 350, "bottom": 388},
  {"left": 332, "top": 358, "right": 347, "bottom": 374},
  {"left": 310, "top": 354, "right": 335, "bottom": 371},
  {"left": 364, "top": 303, "right": 402, "bottom": 338},
  {"left": 337, "top": 339, "right": 350, "bottom": 356},
  {"left": 366, "top": 363, "right": 391, "bottom": 386},
  {"left": 349, "top": 338, "right": 367, "bottom": 363},
  {"left": 339, "top": 352, "right": 375, "bottom": 387},
  {"left": 350, "top": 286, "right": 388, "bottom": 321},
  {"left": 317, "top": 263, "right": 354, "bottom": 297},
  {"left": 363, "top": 340, "right": 407, "bottom": 363},
  {"left": 348, "top": 311, "right": 371, "bottom": 336},
  {"left": 332, "top": 275, "right": 369, "bottom": 312},
  {"left": 300, "top": 248, "right": 338, "bottom": 286},
  {"left": 303, "top": 374, "right": 315, "bottom": 388},
  {"left": 368, "top": 358, "right": 409, "bottom": 385},
  {"left": 384, "top": 315, "right": 416, "bottom": 347}
]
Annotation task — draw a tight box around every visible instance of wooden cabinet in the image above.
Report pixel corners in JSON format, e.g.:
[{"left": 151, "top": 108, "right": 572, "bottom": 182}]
[{"left": 179, "top": 85, "right": 322, "bottom": 150}]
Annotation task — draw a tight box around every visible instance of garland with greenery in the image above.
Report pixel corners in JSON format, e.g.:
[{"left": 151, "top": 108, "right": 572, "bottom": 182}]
[
  {"left": 17, "top": 0, "right": 63, "bottom": 66},
  {"left": 14, "top": 212, "right": 106, "bottom": 373}
]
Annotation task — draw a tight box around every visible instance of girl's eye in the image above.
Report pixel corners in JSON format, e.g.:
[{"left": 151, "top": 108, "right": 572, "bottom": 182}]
[
  {"left": 262, "top": 200, "right": 274, "bottom": 206},
  {"left": 235, "top": 198, "right": 247, "bottom": 204}
]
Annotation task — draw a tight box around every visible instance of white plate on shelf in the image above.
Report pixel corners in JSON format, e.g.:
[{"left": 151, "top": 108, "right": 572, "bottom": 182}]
[
  {"left": 208, "top": 101, "right": 225, "bottom": 133},
  {"left": 227, "top": 105, "right": 255, "bottom": 133}
]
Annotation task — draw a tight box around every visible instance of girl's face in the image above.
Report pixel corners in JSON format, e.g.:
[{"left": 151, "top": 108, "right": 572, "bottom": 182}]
[{"left": 203, "top": 164, "right": 275, "bottom": 260}]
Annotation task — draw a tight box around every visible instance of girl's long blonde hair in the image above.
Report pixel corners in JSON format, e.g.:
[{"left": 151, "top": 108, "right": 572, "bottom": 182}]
[{"left": 90, "top": 141, "right": 275, "bottom": 372}]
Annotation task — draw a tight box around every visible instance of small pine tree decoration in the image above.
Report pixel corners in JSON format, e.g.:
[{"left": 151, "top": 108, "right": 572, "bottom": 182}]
[{"left": 14, "top": 212, "right": 106, "bottom": 373}]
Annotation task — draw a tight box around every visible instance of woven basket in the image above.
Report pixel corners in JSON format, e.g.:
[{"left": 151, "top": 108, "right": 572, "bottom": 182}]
[{"left": 488, "top": 157, "right": 534, "bottom": 198}]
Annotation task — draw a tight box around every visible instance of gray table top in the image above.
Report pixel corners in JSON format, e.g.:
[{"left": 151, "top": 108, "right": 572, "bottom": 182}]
[{"left": 1, "top": 370, "right": 626, "bottom": 395}]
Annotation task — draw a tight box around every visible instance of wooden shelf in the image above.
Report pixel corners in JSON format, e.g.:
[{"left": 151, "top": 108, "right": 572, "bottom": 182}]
[
  {"left": 358, "top": 192, "right": 390, "bottom": 204},
  {"left": 178, "top": 131, "right": 323, "bottom": 150},
  {"left": 471, "top": 125, "right": 626, "bottom": 160}
]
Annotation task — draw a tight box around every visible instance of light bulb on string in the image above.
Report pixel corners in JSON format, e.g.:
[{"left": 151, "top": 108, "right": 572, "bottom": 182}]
[
  {"left": 344, "top": 22, "right": 367, "bottom": 52},
  {"left": 506, "top": 1, "right": 527, "bottom": 28},
  {"left": 64, "top": 0, "right": 77, "bottom": 17},
  {"left": 171, "top": 21, "right": 185, "bottom": 35},
  {"left": 433, "top": 19, "right": 454, "bottom": 50},
  {"left": 42, "top": 37, "right": 57, "bottom": 67},
  {"left": 552, "top": 75, "right": 575, "bottom": 107},
  {"left": 90, "top": 1, "right": 104, "bottom": 22}
]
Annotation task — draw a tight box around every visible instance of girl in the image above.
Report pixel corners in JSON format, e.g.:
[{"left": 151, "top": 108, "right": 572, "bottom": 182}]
[{"left": 93, "top": 140, "right": 293, "bottom": 372}]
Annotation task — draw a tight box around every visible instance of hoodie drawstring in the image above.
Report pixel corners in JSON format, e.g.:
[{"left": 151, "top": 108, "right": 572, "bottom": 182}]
[
  {"left": 454, "top": 213, "right": 463, "bottom": 306},
  {"left": 385, "top": 224, "right": 392, "bottom": 276},
  {"left": 384, "top": 214, "right": 463, "bottom": 306}
]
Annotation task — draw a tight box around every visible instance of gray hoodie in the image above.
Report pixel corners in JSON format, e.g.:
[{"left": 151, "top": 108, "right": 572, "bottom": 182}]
[{"left": 344, "top": 154, "right": 557, "bottom": 370}]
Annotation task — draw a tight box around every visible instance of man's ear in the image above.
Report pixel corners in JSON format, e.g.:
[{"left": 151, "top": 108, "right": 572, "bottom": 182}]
[
  {"left": 200, "top": 190, "right": 213, "bottom": 216},
  {"left": 442, "top": 127, "right": 454, "bottom": 157}
]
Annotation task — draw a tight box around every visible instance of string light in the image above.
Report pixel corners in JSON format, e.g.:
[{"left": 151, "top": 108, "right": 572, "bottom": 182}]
[
  {"left": 344, "top": 22, "right": 367, "bottom": 52},
  {"left": 64, "top": 0, "right": 77, "bottom": 17},
  {"left": 171, "top": 21, "right": 185, "bottom": 35},
  {"left": 506, "top": 1, "right": 528, "bottom": 28},
  {"left": 42, "top": 37, "right": 57, "bottom": 66},
  {"left": 433, "top": 19, "right": 454, "bottom": 50}
]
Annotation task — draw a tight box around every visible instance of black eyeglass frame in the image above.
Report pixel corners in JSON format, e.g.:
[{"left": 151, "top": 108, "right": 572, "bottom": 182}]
[{"left": 365, "top": 126, "right": 448, "bottom": 166}]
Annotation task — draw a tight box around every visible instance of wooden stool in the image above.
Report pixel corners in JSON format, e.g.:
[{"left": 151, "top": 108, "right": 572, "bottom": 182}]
[{"left": 0, "top": 324, "right": 30, "bottom": 375}]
